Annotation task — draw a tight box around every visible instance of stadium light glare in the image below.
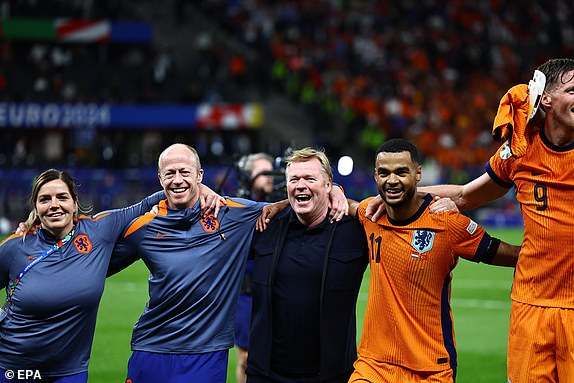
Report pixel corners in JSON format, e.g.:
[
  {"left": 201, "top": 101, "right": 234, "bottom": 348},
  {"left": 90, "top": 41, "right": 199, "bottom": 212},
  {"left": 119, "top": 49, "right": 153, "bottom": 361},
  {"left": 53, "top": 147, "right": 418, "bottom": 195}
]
[{"left": 337, "top": 155, "right": 353, "bottom": 176}]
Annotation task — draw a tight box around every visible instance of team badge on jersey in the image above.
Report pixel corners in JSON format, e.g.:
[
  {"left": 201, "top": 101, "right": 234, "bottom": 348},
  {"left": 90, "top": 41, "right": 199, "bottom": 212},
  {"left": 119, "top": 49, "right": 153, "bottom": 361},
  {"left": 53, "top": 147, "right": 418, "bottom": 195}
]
[
  {"left": 74, "top": 234, "right": 92, "bottom": 254},
  {"left": 412, "top": 230, "right": 435, "bottom": 253},
  {"left": 200, "top": 214, "right": 220, "bottom": 232},
  {"left": 500, "top": 142, "right": 512, "bottom": 160},
  {"left": 466, "top": 219, "right": 478, "bottom": 235}
]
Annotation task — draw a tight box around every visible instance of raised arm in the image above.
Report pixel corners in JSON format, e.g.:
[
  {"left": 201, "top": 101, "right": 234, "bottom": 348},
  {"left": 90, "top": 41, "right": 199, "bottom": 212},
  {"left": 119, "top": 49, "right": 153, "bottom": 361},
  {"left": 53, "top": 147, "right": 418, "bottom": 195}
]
[
  {"left": 418, "top": 173, "right": 509, "bottom": 211},
  {"left": 364, "top": 194, "right": 458, "bottom": 222}
]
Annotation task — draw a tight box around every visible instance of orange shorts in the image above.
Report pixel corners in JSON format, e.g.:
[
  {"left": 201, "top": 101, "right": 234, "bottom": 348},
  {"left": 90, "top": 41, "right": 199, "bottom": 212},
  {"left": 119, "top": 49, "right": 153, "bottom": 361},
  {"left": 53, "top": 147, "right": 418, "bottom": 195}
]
[
  {"left": 348, "top": 356, "right": 454, "bottom": 383},
  {"left": 507, "top": 301, "right": 574, "bottom": 383}
]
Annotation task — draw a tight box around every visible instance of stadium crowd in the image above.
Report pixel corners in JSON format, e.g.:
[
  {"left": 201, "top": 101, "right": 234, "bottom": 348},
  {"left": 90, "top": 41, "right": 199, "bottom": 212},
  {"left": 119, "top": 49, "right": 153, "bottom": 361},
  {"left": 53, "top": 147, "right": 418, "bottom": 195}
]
[
  {"left": 194, "top": 0, "right": 573, "bottom": 175},
  {"left": 2, "top": 0, "right": 573, "bottom": 227}
]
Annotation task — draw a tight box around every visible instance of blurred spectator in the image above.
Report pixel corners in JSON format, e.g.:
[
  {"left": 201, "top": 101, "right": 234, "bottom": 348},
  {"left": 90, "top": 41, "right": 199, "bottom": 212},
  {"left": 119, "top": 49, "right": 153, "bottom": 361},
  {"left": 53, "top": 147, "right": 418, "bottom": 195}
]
[
  {"left": 4, "top": 0, "right": 569, "bottom": 227},
  {"left": 195, "top": 0, "right": 573, "bottom": 181}
]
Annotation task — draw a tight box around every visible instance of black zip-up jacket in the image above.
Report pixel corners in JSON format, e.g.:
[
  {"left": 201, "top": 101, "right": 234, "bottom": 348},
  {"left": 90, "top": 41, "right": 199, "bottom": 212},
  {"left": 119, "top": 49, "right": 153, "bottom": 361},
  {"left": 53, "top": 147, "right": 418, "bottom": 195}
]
[{"left": 247, "top": 208, "right": 368, "bottom": 382}]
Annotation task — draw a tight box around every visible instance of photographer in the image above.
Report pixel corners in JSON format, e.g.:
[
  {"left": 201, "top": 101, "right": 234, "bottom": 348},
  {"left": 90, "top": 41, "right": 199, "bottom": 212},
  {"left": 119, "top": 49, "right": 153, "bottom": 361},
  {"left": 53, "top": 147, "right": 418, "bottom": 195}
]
[
  {"left": 235, "top": 152, "right": 285, "bottom": 383},
  {"left": 236, "top": 152, "right": 286, "bottom": 203}
]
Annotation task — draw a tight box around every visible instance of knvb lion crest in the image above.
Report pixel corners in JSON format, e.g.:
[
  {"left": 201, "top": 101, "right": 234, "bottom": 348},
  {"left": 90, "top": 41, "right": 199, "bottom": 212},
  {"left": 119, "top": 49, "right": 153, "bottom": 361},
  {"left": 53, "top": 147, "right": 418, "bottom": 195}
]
[
  {"left": 200, "top": 214, "right": 220, "bottom": 233},
  {"left": 74, "top": 234, "right": 92, "bottom": 254},
  {"left": 412, "top": 230, "right": 435, "bottom": 254}
]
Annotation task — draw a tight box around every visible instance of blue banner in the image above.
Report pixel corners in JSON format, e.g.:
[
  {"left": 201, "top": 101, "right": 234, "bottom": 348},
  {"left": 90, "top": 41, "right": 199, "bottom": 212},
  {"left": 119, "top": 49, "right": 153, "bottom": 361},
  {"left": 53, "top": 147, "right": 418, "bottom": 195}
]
[
  {"left": 110, "top": 21, "right": 153, "bottom": 44},
  {"left": 0, "top": 103, "right": 262, "bottom": 129},
  {"left": 0, "top": 103, "right": 112, "bottom": 128},
  {"left": 0, "top": 103, "right": 197, "bottom": 128}
]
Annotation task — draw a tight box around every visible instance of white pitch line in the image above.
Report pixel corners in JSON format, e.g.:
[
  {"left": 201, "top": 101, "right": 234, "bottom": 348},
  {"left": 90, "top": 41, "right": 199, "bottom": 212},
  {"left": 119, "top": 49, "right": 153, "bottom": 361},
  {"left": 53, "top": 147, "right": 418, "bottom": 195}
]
[
  {"left": 452, "top": 298, "right": 510, "bottom": 310},
  {"left": 452, "top": 280, "right": 513, "bottom": 289}
]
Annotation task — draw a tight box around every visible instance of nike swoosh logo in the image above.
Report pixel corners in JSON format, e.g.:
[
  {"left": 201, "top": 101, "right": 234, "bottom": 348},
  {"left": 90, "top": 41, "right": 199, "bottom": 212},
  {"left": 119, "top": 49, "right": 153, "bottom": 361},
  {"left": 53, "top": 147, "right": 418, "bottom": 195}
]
[
  {"left": 28, "top": 256, "right": 37, "bottom": 261},
  {"left": 156, "top": 233, "right": 170, "bottom": 238}
]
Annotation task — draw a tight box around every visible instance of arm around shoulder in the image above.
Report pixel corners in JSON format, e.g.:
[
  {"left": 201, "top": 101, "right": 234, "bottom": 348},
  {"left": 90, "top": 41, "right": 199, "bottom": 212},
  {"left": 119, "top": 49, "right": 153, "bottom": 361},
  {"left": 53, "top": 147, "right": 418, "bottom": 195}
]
[
  {"left": 256, "top": 199, "right": 289, "bottom": 232},
  {"left": 107, "top": 239, "right": 141, "bottom": 277},
  {"left": 348, "top": 199, "right": 359, "bottom": 218},
  {"left": 419, "top": 173, "right": 508, "bottom": 211}
]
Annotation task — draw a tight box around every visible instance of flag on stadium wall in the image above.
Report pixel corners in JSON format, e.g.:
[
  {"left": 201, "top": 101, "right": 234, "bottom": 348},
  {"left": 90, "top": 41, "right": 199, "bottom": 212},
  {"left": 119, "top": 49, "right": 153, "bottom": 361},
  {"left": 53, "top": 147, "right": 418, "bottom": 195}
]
[
  {"left": 0, "top": 18, "right": 152, "bottom": 44},
  {"left": 56, "top": 20, "right": 111, "bottom": 43},
  {"left": 196, "top": 104, "right": 264, "bottom": 129}
]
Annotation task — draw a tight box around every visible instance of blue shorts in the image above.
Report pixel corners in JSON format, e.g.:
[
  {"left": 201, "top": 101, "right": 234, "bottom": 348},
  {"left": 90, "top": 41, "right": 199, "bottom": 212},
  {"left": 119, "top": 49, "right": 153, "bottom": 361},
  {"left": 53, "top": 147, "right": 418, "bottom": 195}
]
[
  {"left": 235, "top": 294, "right": 252, "bottom": 349},
  {"left": 0, "top": 370, "right": 87, "bottom": 383},
  {"left": 126, "top": 350, "right": 228, "bottom": 383}
]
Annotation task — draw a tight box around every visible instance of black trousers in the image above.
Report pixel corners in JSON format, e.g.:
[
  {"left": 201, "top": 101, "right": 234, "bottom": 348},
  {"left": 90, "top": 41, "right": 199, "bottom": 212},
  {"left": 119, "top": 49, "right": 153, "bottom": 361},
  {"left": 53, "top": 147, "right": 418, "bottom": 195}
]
[{"left": 247, "top": 369, "right": 350, "bottom": 383}]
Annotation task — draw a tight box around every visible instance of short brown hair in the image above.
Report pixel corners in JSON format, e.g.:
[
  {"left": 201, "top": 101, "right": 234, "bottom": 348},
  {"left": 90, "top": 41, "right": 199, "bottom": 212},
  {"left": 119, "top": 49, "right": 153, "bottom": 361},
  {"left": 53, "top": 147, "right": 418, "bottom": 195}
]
[{"left": 24, "top": 169, "right": 79, "bottom": 233}]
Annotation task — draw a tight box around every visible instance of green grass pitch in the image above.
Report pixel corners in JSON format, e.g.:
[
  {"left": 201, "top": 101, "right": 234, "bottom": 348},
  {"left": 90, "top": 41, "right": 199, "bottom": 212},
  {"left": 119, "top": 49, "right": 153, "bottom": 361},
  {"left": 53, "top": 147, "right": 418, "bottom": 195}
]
[{"left": 84, "top": 227, "right": 522, "bottom": 382}]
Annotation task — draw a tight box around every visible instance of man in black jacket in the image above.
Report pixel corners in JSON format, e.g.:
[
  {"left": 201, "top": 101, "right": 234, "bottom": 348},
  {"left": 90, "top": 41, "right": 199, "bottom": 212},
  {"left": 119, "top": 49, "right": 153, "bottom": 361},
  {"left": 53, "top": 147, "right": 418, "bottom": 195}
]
[{"left": 247, "top": 147, "right": 368, "bottom": 383}]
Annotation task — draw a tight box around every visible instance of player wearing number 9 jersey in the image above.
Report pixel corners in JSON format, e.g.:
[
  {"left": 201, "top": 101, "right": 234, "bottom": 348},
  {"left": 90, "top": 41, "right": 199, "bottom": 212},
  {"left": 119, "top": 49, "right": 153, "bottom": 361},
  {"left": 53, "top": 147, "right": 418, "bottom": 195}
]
[
  {"left": 488, "top": 137, "right": 574, "bottom": 308},
  {"left": 416, "top": 59, "right": 574, "bottom": 382},
  {"left": 487, "top": 118, "right": 574, "bottom": 382}
]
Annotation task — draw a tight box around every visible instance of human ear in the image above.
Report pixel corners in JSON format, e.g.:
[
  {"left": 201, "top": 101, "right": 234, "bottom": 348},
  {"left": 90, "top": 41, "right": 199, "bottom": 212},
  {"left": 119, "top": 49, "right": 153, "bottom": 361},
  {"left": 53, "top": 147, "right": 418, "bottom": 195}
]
[{"left": 540, "top": 91, "right": 552, "bottom": 110}]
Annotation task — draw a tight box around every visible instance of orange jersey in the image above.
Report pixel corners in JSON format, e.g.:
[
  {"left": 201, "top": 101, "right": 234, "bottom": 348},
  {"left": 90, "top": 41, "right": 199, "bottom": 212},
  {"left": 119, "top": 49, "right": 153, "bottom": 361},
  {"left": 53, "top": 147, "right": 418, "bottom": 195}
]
[
  {"left": 356, "top": 195, "right": 490, "bottom": 372},
  {"left": 488, "top": 133, "right": 574, "bottom": 308}
]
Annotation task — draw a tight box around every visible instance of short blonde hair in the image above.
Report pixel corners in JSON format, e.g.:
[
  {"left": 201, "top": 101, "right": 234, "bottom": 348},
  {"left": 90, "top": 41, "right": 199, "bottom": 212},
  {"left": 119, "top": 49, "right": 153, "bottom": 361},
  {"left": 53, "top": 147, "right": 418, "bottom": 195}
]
[{"left": 285, "top": 147, "right": 333, "bottom": 182}]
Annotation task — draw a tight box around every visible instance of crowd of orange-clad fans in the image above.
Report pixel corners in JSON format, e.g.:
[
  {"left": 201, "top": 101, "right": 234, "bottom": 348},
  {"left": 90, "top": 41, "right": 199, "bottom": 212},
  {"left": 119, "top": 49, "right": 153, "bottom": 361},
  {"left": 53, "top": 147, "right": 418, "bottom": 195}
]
[{"left": 197, "top": 0, "right": 573, "bottom": 179}]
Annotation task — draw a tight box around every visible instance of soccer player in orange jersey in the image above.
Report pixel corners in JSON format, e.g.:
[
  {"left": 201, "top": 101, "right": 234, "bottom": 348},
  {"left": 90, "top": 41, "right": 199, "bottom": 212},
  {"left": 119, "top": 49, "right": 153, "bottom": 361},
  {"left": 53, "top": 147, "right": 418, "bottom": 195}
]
[
  {"left": 348, "top": 138, "right": 520, "bottom": 382},
  {"left": 365, "top": 59, "right": 574, "bottom": 383},
  {"left": 369, "top": 59, "right": 574, "bottom": 382}
]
